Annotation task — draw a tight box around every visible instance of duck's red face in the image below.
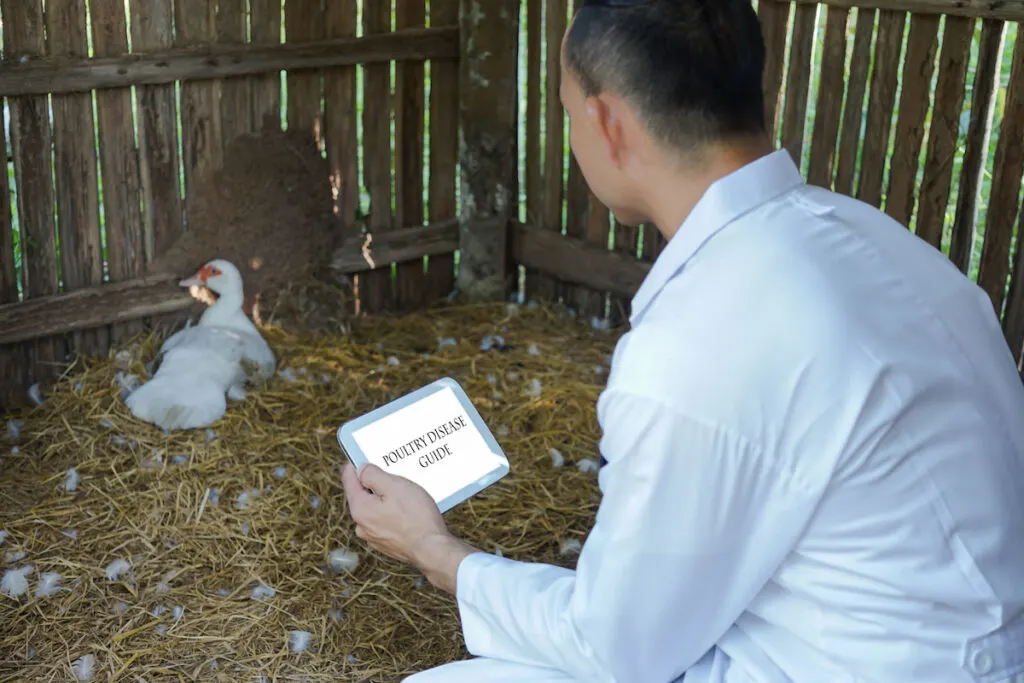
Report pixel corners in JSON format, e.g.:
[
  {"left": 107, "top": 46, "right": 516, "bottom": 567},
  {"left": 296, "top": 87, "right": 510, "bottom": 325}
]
[
  {"left": 196, "top": 263, "right": 223, "bottom": 283},
  {"left": 179, "top": 262, "right": 224, "bottom": 288}
]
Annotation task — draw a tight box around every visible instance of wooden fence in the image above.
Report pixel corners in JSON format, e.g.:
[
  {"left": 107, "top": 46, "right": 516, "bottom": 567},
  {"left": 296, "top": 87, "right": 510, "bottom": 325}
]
[
  {"left": 3, "top": 0, "right": 1024, "bottom": 410},
  {"left": 0, "top": 0, "right": 508, "bottom": 410},
  {"left": 514, "top": 0, "right": 1024, "bottom": 362}
]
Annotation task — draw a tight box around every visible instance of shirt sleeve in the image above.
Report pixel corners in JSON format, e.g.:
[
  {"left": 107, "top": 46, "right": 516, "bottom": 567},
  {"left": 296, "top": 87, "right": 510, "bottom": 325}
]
[{"left": 453, "top": 387, "right": 828, "bottom": 682}]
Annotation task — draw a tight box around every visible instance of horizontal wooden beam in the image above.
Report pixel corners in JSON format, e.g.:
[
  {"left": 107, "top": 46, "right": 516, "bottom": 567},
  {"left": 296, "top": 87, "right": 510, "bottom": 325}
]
[
  {"left": 0, "top": 219, "right": 651, "bottom": 345},
  {"left": 331, "top": 218, "right": 461, "bottom": 274},
  {"left": 332, "top": 218, "right": 651, "bottom": 299},
  {"left": 0, "top": 26, "right": 458, "bottom": 97},
  {"left": 0, "top": 276, "right": 195, "bottom": 346},
  {"left": 779, "top": 0, "right": 1024, "bottom": 21},
  {"left": 512, "top": 223, "right": 651, "bottom": 299}
]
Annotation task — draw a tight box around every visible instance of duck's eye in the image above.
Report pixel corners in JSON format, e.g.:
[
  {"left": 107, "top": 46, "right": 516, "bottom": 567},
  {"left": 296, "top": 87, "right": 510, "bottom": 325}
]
[{"left": 211, "top": 268, "right": 221, "bottom": 275}]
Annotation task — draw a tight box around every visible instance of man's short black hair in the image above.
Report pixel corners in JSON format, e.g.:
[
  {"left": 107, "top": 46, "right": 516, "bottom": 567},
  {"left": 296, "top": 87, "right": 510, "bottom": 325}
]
[{"left": 564, "top": 0, "right": 767, "bottom": 153}]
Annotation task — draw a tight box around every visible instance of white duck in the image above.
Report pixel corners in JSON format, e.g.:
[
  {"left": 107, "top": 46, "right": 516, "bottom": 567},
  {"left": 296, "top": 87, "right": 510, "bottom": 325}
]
[{"left": 125, "top": 259, "right": 276, "bottom": 431}]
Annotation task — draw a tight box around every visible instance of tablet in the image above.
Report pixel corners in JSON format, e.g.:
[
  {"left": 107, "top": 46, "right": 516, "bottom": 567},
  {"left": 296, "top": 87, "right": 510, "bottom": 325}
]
[{"left": 336, "top": 377, "right": 510, "bottom": 513}]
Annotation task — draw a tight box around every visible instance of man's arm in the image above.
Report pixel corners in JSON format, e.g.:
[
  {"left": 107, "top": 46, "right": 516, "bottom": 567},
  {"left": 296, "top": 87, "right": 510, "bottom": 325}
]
[
  {"left": 438, "top": 387, "right": 827, "bottom": 682},
  {"left": 412, "top": 533, "right": 478, "bottom": 596}
]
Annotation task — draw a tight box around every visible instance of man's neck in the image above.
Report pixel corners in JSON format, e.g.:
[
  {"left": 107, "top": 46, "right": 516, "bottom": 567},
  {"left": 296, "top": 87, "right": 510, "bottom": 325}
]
[{"left": 643, "top": 136, "right": 776, "bottom": 242}]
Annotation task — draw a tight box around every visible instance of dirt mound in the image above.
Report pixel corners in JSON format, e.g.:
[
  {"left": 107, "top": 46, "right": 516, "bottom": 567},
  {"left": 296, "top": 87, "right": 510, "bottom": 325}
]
[{"left": 147, "top": 127, "right": 341, "bottom": 323}]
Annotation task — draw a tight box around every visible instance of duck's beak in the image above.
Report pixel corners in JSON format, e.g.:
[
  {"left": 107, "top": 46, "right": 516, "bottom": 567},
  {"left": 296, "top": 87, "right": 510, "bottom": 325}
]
[
  {"left": 179, "top": 266, "right": 209, "bottom": 288},
  {"left": 179, "top": 275, "right": 204, "bottom": 288}
]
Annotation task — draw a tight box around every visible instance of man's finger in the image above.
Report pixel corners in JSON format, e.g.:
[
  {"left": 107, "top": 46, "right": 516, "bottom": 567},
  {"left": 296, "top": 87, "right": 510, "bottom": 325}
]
[
  {"left": 341, "top": 462, "right": 375, "bottom": 508},
  {"left": 357, "top": 464, "right": 396, "bottom": 493}
]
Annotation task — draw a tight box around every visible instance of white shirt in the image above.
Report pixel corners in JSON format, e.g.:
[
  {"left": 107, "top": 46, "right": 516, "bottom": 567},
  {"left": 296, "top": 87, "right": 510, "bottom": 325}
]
[{"left": 452, "top": 150, "right": 1024, "bottom": 682}]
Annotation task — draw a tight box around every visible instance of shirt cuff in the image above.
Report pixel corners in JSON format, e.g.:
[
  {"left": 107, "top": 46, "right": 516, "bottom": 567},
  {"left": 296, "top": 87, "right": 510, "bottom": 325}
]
[{"left": 455, "top": 551, "right": 514, "bottom": 655}]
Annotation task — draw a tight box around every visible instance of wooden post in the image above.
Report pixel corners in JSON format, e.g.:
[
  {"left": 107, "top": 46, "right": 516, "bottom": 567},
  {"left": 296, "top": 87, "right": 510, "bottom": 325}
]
[{"left": 457, "top": 0, "right": 520, "bottom": 301}]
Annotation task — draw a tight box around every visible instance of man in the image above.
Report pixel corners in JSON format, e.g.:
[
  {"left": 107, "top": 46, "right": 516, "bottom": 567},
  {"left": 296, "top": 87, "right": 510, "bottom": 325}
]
[{"left": 341, "top": 0, "right": 1024, "bottom": 680}]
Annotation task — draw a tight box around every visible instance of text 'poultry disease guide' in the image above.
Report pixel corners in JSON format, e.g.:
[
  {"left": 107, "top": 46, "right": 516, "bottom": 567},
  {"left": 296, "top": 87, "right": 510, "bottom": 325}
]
[{"left": 336, "top": 378, "right": 510, "bottom": 512}]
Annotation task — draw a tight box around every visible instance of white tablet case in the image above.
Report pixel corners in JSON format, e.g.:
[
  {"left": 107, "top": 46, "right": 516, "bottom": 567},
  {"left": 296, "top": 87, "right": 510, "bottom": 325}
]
[{"left": 337, "top": 377, "right": 510, "bottom": 513}]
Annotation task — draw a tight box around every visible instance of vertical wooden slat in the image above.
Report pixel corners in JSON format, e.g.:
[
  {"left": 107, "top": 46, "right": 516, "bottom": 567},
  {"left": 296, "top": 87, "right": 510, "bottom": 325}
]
[
  {"left": 949, "top": 19, "right": 1005, "bottom": 273},
  {"left": 807, "top": 6, "right": 850, "bottom": 188},
  {"left": 759, "top": 0, "right": 792, "bottom": 140},
  {"left": 914, "top": 15, "right": 973, "bottom": 249},
  {"left": 285, "top": 0, "right": 324, "bottom": 136},
  {"left": 425, "top": 0, "right": 459, "bottom": 302},
  {"left": 48, "top": 0, "right": 107, "bottom": 359},
  {"left": 250, "top": 0, "right": 283, "bottom": 131},
  {"left": 835, "top": 8, "right": 876, "bottom": 196},
  {"left": 529, "top": 0, "right": 568, "bottom": 304},
  {"left": 2, "top": 0, "right": 64, "bottom": 392},
  {"left": 0, "top": 82, "right": 25, "bottom": 407},
  {"left": 583, "top": 195, "right": 612, "bottom": 319},
  {"left": 525, "top": 0, "right": 543, "bottom": 227},
  {"left": 325, "top": 0, "right": 359, "bottom": 228},
  {"left": 176, "top": 0, "right": 222, "bottom": 227},
  {"left": 130, "top": 0, "right": 183, "bottom": 262},
  {"left": 92, "top": 0, "right": 146, "bottom": 344},
  {"left": 0, "top": 131, "right": 14, "bottom": 308},
  {"left": 781, "top": 4, "right": 818, "bottom": 165},
  {"left": 977, "top": 29, "right": 1024, "bottom": 316},
  {"left": 884, "top": 13, "right": 940, "bottom": 227},
  {"left": 565, "top": 154, "right": 592, "bottom": 312},
  {"left": 856, "top": 10, "right": 906, "bottom": 208},
  {"left": 565, "top": 0, "right": 588, "bottom": 312},
  {"left": 608, "top": 215, "right": 639, "bottom": 326},
  {"left": 543, "top": 0, "right": 568, "bottom": 235},
  {"left": 217, "top": 0, "right": 252, "bottom": 145},
  {"left": 1003, "top": 199, "right": 1024, "bottom": 362},
  {"left": 456, "top": 0, "right": 518, "bottom": 301},
  {"left": 362, "top": 0, "right": 395, "bottom": 312},
  {"left": 568, "top": 0, "right": 613, "bottom": 319},
  {"left": 395, "top": 0, "right": 427, "bottom": 311}
]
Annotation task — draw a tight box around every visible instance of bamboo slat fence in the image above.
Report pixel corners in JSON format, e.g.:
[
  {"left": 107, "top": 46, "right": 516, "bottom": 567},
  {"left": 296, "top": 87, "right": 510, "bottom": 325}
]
[{"left": 2, "top": 0, "right": 1024, "bottom": 409}]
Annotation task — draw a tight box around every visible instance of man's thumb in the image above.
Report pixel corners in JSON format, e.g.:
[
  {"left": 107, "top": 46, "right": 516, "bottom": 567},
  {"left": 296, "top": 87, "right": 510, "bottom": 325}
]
[{"left": 357, "top": 464, "right": 392, "bottom": 492}]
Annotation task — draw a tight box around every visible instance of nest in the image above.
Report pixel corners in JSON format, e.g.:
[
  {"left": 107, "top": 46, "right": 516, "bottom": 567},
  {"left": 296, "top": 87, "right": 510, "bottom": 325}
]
[
  {"left": 0, "top": 300, "right": 620, "bottom": 682},
  {"left": 146, "top": 127, "right": 343, "bottom": 322}
]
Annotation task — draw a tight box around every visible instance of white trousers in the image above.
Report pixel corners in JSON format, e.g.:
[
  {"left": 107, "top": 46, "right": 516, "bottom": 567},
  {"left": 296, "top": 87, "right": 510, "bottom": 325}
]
[{"left": 403, "top": 657, "right": 577, "bottom": 682}]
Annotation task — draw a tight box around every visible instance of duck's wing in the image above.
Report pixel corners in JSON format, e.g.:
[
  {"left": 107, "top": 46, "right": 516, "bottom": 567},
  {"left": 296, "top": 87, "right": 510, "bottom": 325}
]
[
  {"left": 158, "top": 326, "right": 249, "bottom": 364},
  {"left": 237, "top": 332, "right": 276, "bottom": 385}
]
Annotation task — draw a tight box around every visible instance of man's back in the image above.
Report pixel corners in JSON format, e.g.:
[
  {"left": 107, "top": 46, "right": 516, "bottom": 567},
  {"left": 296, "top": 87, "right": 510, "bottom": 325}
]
[{"left": 612, "top": 159, "right": 1024, "bottom": 681}]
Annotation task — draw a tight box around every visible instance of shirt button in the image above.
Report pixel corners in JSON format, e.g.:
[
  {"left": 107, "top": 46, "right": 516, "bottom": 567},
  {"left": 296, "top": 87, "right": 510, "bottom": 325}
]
[{"left": 970, "top": 648, "right": 994, "bottom": 676}]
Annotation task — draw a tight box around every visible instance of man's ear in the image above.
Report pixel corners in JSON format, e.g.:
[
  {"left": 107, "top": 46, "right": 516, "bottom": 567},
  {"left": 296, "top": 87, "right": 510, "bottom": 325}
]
[{"left": 585, "top": 94, "right": 625, "bottom": 168}]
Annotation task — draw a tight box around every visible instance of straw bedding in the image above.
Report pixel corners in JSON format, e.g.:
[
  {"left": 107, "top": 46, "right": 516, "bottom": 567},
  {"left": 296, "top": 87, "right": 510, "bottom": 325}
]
[{"left": 0, "top": 299, "right": 621, "bottom": 682}]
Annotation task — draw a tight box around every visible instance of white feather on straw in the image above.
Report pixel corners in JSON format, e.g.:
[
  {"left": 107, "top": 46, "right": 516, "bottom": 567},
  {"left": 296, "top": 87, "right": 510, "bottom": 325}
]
[
  {"left": 250, "top": 583, "right": 276, "bottom": 600},
  {"left": 1, "top": 565, "right": 33, "bottom": 598},
  {"left": 289, "top": 630, "right": 313, "bottom": 652},
  {"left": 64, "top": 468, "right": 80, "bottom": 492},
  {"left": 559, "top": 539, "right": 583, "bottom": 555},
  {"left": 327, "top": 548, "right": 360, "bottom": 573},
  {"left": 35, "top": 571, "right": 63, "bottom": 597},
  {"left": 72, "top": 654, "right": 95, "bottom": 681},
  {"left": 104, "top": 559, "right": 131, "bottom": 581},
  {"left": 549, "top": 448, "right": 565, "bottom": 468}
]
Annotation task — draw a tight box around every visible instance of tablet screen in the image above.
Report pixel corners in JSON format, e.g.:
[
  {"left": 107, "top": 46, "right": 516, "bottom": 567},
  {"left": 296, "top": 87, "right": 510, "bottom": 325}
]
[{"left": 349, "top": 384, "right": 506, "bottom": 505}]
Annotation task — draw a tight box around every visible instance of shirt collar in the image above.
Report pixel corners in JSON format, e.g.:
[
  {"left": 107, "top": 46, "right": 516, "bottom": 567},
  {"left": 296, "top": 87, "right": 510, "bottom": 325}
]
[{"left": 629, "top": 149, "right": 804, "bottom": 325}]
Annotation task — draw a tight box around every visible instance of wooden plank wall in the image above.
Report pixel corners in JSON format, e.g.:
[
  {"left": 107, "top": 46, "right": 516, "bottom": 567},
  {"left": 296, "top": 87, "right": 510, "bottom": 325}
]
[
  {"left": 518, "top": 0, "right": 663, "bottom": 325},
  {"left": 6, "top": 0, "right": 1024, "bottom": 407},
  {"left": 514, "top": 0, "right": 1024, "bottom": 369},
  {"left": 0, "top": 0, "right": 460, "bottom": 409},
  {"left": 759, "top": 0, "right": 1024, "bottom": 365}
]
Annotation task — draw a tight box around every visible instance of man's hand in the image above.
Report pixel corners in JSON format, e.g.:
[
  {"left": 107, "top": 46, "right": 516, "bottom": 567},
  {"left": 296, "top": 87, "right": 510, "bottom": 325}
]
[{"left": 340, "top": 462, "right": 479, "bottom": 595}]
